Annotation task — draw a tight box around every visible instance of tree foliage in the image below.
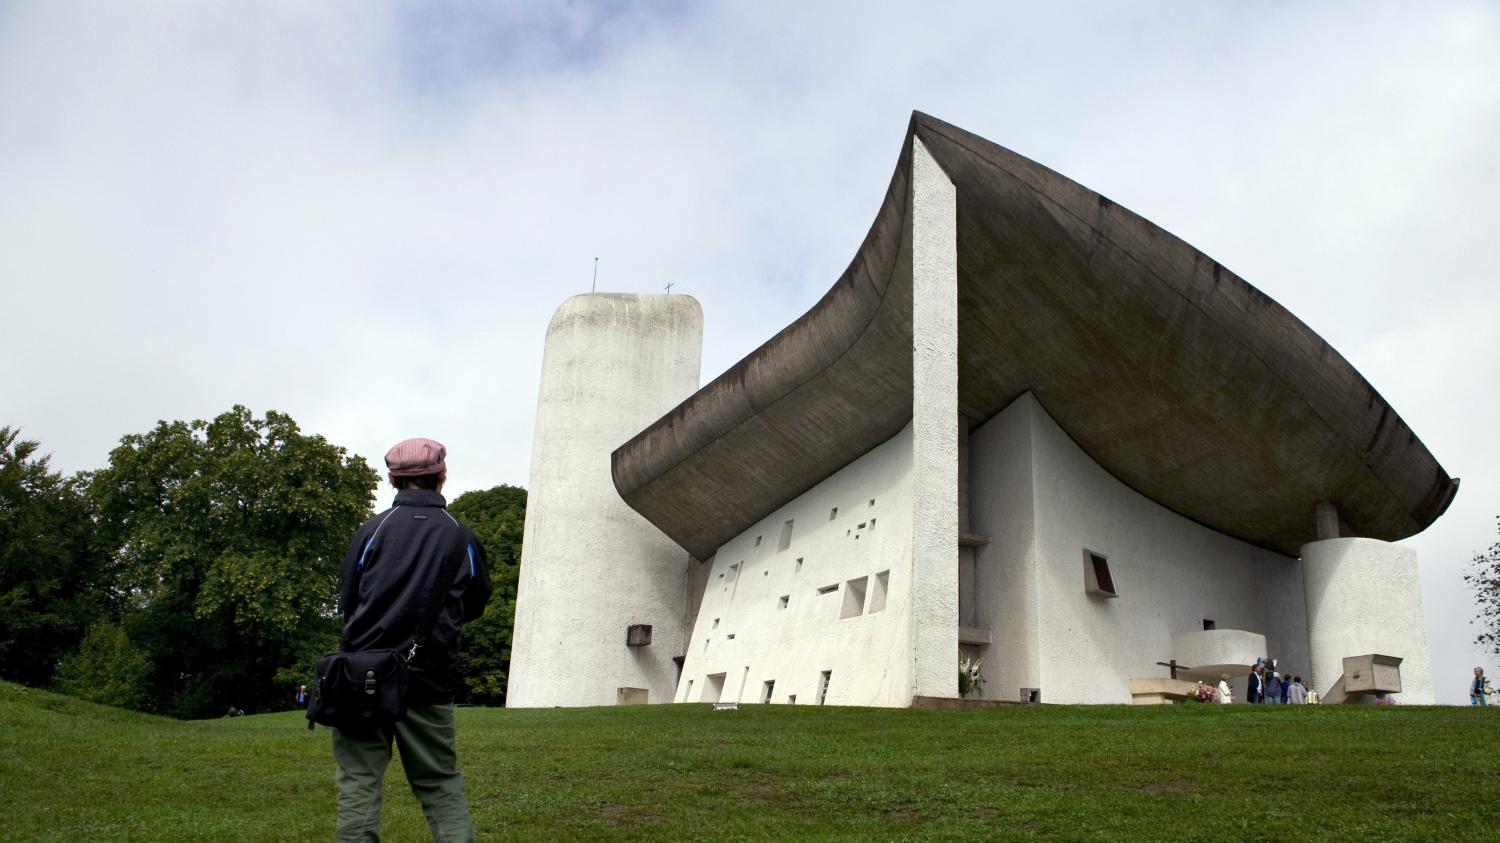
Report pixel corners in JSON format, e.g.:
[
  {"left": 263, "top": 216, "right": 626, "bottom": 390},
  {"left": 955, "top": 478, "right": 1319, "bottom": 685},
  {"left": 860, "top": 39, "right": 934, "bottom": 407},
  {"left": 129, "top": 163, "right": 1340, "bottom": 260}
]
[
  {"left": 0, "top": 427, "right": 110, "bottom": 685},
  {"left": 88, "top": 406, "right": 377, "bottom": 717},
  {"left": 54, "top": 621, "right": 151, "bottom": 709},
  {"left": 448, "top": 484, "right": 525, "bottom": 706},
  {"left": 1465, "top": 516, "right": 1500, "bottom": 656}
]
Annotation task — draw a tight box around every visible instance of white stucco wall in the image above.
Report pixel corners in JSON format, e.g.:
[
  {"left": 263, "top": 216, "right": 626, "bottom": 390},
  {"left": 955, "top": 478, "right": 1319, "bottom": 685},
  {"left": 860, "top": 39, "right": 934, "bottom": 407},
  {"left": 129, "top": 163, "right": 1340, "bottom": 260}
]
[
  {"left": 507, "top": 293, "right": 702, "bottom": 708},
  {"left": 970, "top": 394, "right": 1310, "bottom": 704},
  {"left": 675, "top": 425, "right": 916, "bottom": 707},
  {"left": 908, "top": 136, "right": 961, "bottom": 699},
  {"left": 1301, "top": 538, "right": 1434, "bottom": 703}
]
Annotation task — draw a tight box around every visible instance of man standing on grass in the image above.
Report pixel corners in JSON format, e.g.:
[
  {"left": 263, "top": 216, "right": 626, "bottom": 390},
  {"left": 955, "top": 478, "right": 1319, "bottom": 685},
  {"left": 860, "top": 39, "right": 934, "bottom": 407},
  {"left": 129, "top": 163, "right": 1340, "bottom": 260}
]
[{"left": 332, "top": 438, "right": 492, "bottom": 842}]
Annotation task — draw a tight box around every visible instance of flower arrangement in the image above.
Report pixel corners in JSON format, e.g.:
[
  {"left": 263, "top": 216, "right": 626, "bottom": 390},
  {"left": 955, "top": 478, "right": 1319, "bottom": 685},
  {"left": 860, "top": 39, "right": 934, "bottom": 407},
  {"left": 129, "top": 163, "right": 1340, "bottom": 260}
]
[
  {"left": 958, "top": 654, "right": 986, "bottom": 697},
  {"left": 1193, "top": 681, "right": 1220, "bottom": 703}
]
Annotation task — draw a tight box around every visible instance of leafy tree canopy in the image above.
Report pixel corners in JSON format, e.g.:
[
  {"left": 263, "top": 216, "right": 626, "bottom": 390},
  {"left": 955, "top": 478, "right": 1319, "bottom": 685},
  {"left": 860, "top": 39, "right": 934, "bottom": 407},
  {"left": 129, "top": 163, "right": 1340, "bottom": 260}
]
[
  {"left": 89, "top": 406, "right": 377, "bottom": 717},
  {"left": 448, "top": 484, "right": 525, "bottom": 705},
  {"left": 0, "top": 427, "right": 109, "bottom": 685},
  {"left": 1465, "top": 516, "right": 1500, "bottom": 656}
]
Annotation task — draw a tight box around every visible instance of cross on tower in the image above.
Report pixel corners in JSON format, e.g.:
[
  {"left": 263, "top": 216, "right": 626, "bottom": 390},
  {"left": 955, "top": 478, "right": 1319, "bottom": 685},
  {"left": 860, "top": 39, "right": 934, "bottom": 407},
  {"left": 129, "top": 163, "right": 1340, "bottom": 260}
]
[{"left": 665, "top": 282, "right": 676, "bottom": 294}]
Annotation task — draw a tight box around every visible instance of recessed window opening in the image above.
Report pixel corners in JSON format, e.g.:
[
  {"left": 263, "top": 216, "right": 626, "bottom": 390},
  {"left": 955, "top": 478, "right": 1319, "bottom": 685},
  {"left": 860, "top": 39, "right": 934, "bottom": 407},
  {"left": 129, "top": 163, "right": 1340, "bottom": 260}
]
[
  {"left": 778, "top": 595, "right": 789, "bottom": 609},
  {"left": 840, "top": 576, "right": 868, "bottom": 619},
  {"left": 704, "top": 672, "right": 726, "bottom": 703},
  {"left": 829, "top": 507, "right": 838, "bottom": 520},
  {"left": 761, "top": 680, "right": 775, "bottom": 704},
  {"left": 869, "top": 498, "right": 876, "bottom": 507},
  {"left": 788, "top": 694, "right": 796, "bottom": 705},
  {"left": 712, "top": 618, "right": 720, "bottom": 629},
  {"left": 817, "top": 670, "right": 832, "bottom": 705},
  {"left": 867, "top": 570, "right": 889, "bottom": 613},
  {"left": 703, "top": 638, "right": 710, "bottom": 653},
  {"left": 1083, "top": 550, "right": 1119, "bottom": 598},
  {"left": 1203, "top": 619, "right": 1216, "bottom": 631},
  {"left": 754, "top": 535, "right": 762, "bottom": 547},
  {"left": 685, "top": 679, "right": 693, "bottom": 700},
  {"left": 795, "top": 557, "right": 803, "bottom": 572},
  {"left": 817, "top": 584, "right": 838, "bottom": 595},
  {"left": 726, "top": 633, "right": 735, "bottom": 640},
  {"left": 778, "top": 519, "right": 794, "bottom": 552},
  {"left": 869, "top": 518, "right": 876, "bottom": 530},
  {"left": 1021, "top": 688, "right": 1041, "bottom": 704}
]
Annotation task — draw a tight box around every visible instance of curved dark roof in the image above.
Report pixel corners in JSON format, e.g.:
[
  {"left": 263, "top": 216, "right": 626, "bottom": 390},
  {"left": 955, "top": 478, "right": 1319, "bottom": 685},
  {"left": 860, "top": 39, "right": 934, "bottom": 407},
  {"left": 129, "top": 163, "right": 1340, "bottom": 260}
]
[{"left": 612, "top": 112, "right": 1457, "bottom": 559}]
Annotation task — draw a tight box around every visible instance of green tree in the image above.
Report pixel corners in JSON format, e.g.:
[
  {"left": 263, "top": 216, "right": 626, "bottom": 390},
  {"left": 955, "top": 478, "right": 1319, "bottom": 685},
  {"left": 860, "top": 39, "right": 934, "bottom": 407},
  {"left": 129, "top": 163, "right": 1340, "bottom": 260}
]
[
  {"left": 1465, "top": 516, "right": 1500, "bottom": 656},
  {"left": 448, "top": 484, "right": 525, "bottom": 706},
  {"left": 54, "top": 621, "right": 150, "bottom": 709},
  {"left": 0, "top": 427, "right": 110, "bottom": 685},
  {"left": 89, "top": 406, "right": 377, "bottom": 718}
]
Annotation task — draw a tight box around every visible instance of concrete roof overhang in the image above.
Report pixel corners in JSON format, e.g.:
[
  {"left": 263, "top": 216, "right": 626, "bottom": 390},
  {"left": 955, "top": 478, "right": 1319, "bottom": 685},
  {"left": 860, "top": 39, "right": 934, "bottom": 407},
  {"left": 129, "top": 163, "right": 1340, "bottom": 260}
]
[{"left": 611, "top": 113, "right": 1458, "bottom": 560}]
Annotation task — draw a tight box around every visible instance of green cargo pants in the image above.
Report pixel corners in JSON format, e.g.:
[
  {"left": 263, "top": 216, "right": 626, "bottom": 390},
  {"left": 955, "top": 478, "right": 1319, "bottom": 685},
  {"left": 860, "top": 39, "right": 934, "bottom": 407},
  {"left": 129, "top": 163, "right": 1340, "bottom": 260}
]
[{"left": 331, "top": 703, "right": 476, "bottom": 842}]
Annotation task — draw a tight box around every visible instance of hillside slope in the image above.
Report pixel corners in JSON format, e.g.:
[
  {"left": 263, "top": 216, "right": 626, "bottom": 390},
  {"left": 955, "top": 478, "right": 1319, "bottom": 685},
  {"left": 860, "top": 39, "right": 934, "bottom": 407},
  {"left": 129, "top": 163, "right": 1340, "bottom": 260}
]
[{"left": 0, "top": 682, "right": 1495, "bottom": 841}]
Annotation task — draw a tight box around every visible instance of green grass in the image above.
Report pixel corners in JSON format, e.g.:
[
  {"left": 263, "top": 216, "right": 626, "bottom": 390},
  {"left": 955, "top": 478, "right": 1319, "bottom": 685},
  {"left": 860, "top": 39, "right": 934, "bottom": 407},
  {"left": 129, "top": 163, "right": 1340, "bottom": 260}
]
[{"left": 1, "top": 681, "right": 1497, "bottom": 841}]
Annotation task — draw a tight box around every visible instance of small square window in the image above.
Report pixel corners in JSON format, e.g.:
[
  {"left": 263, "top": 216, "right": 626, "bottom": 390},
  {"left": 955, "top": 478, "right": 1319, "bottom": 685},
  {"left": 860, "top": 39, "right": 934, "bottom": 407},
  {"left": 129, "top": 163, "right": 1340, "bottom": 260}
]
[{"left": 1203, "top": 619, "right": 1216, "bottom": 631}]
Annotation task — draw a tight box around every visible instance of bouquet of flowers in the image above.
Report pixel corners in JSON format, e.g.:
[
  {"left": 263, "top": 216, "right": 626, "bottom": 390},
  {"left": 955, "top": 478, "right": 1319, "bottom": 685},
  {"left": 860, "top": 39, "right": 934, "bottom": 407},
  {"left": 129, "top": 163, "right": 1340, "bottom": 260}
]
[
  {"left": 1193, "top": 681, "right": 1220, "bottom": 703},
  {"left": 958, "top": 654, "right": 986, "bottom": 697}
]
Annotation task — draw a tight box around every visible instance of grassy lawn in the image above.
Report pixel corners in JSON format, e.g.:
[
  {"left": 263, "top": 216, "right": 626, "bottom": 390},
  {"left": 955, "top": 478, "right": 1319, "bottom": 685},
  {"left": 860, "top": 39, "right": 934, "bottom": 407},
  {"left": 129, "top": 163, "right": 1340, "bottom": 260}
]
[{"left": 1, "top": 681, "right": 1497, "bottom": 841}]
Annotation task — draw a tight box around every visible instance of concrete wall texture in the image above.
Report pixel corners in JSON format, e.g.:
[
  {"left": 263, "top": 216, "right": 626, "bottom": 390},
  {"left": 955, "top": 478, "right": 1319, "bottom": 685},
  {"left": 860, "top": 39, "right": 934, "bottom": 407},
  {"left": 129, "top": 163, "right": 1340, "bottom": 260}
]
[
  {"left": 1301, "top": 538, "right": 1434, "bottom": 703},
  {"left": 507, "top": 293, "right": 702, "bottom": 708}
]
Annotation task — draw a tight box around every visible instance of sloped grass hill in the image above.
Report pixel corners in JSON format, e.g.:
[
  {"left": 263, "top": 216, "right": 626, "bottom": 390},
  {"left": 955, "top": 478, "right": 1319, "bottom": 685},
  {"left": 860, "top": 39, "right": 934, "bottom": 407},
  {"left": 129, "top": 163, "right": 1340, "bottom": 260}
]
[{"left": 1, "top": 681, "right": 1496, "bottom": 841}]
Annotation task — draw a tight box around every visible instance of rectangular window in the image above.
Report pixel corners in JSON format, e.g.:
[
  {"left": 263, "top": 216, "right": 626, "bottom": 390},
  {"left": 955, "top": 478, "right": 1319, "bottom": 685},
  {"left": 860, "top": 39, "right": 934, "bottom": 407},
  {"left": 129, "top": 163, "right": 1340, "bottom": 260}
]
[
  {"left": 829, "top": 507, "right": 838, "bottom": 520},
  {"left": 817, "top": 670, "right": 832, "bottom": 705},
  {"left": 1083, "top": 550, "right": 1119, "bottom": 598},
  {"left": 704, "top": 672, "right": 726, "bottom": 703},
  {"left": 778, "top": 519, "right": 794, "bottom": 552},
  {"left": 840, "top": 576, "right": 868, "bottom": 618},
  {"left": 787, "top": 694, "right": 796, "bottom": 705},
  {"left": 869, "top": 498, "right": 876, "bottom": 507},
  {"left": 778, "top": 595, "right": 789, "bottom": 609},
  {"left": 761, "top": 680, "right": 775, "bottom": 704},
  {"left": 795, "top": 557, "right": 804, "bottom": 573},
  {"left": 817, "top": 584, "right": 838, "bottom": 595},
  {"left": 867, "top": 570, "right": 889, "bottom": 613},
  {"left": 1202, "top": 618, "right": 1216, "bottom": 631},
  {"left": 754, "top": 535, "right": 762, "bottom": 547}
]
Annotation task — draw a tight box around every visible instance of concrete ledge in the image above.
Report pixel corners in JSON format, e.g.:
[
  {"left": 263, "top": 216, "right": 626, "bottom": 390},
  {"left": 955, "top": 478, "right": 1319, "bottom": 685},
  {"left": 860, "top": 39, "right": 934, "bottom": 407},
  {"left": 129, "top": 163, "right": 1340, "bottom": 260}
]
[{"left": 911, "top": 695, "right": 1030, "bottom": 709}]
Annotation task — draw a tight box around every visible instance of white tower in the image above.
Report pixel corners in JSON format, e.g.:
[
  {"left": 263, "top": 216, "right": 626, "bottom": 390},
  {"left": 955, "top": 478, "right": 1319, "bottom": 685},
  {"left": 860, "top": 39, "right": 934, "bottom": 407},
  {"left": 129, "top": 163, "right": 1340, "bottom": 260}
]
[{"left": 507, "top": 293, "right": 702, "bottom": 707}]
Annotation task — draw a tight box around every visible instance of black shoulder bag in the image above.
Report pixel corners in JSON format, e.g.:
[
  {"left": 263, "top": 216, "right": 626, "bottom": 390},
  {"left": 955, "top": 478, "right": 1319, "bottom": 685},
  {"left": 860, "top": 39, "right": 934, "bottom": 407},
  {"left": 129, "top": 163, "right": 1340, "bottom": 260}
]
[{"left": 306, "top": 526, "right": 460, "bottom": 733}]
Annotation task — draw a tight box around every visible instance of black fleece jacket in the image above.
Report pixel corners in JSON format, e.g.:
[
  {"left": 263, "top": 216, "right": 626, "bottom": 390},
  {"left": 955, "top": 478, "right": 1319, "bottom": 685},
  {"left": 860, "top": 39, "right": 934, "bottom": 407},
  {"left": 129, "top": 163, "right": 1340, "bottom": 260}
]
[{"left": 339, "top": 489, "right": 493, "bottom": 703}]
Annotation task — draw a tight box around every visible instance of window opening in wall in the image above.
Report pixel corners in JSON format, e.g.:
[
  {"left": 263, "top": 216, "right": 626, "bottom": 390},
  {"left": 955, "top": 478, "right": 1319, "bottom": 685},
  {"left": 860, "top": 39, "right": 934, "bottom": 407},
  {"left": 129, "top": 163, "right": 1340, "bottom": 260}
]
[
  {"left": 685, "top": 679, "right": 693, "bottom": 700},
  {"left": 754, "top": 535, "right": 762, "bottom": 547},
  {"left": 778, "top": 519, "right": 794, "bottom": 552},
  {"left": 761, "top": 680, "right": 775, "bottom": 704},
  {"left": 788, "top": 694, "right": 796, "bottom": 705},
  {"left": 704, "top": 672, "right": 726, "bottom": 703},
  {"left": 1021, "top": 688, "right": 1041, "bottom": 704},
  {"left": 703, "top": 638, "right": 710, "bottom": 653},
  {"left": 712, "top": 618, "right": 720, "bottom": 629},
  {"left": 1083, "top": 550, "right": 1119, "bottom": 598},
  {"left": 729, "top": 562, "right": 743, "bottom": 601},
  {"left": 726, "top": 633, "right": 735, "bottom": 640},
  {"left": 795, "top": 557, "right": 804, "bottom": 572},
  {"left": 829, "top": 507, "right": 838, "bottom": 520},
  {"left": 817, "top": 670, "right": 832, "bottom": 705},
  {"left": 869, "top": 498, "right": 876, "bottom": 507},
  {"left": 817, "top": 584, "right": 838, "bottom": 595},
  {"left": 1202, "top": 619, "right": 1216, "bottom": 631},
  {"left": 867, "top": 570, "right": 889, "bottom": 613},
  {"left": 869, "top": 518, "right": 876, "bottom": 530},
  {"left": 778, "top": 595, "right": 789, "bottom": 609},
  {"left": 840, "top": 576, "right": 868, "bottom": 619}
]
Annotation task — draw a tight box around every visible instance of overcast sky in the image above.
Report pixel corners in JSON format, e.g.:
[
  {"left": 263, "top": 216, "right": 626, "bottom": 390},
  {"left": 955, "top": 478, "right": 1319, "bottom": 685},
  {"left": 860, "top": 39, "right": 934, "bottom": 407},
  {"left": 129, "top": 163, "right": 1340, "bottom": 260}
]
[{"left": 3, "top": 2, "right": 1497, "bottom": 704}]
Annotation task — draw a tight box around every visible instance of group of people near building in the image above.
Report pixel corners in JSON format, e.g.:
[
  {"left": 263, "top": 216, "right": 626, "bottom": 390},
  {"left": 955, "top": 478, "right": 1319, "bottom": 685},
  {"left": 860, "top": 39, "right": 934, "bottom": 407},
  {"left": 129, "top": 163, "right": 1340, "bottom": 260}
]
[
  {"left": 1199, "top": 665, "right": 1319, "bottom": 704},
  {"left": 1243, "top": 663, "right": 1316, "bottom": 704}
]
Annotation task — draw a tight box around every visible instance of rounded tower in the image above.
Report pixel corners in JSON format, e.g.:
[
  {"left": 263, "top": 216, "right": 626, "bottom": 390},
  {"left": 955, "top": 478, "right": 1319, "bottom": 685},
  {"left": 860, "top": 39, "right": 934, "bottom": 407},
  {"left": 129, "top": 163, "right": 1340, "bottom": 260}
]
[{"left": 507, "top": 293, "right": 702, "bottom": 707}]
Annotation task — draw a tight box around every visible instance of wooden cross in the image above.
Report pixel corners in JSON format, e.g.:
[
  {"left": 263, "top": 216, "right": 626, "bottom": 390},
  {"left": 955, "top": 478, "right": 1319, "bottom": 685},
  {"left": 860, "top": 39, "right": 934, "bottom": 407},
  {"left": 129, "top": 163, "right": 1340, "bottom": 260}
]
[{"left": 1155, "top": 659, "right": 1193, "bottom": 680}]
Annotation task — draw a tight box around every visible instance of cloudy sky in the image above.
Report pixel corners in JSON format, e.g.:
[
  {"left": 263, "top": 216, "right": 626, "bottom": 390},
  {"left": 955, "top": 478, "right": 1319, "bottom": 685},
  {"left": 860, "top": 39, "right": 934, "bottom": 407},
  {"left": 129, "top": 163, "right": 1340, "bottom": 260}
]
[{"left": 3, "top": 2, "right": 1497, "bottom": 703}]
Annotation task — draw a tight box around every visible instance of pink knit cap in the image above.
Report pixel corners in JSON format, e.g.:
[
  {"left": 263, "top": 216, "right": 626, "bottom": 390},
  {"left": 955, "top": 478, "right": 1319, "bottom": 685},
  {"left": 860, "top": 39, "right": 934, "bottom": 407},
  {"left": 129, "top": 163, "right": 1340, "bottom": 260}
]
[{"left": 385, "top": 438, "right": 446, "bottom": 477}]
